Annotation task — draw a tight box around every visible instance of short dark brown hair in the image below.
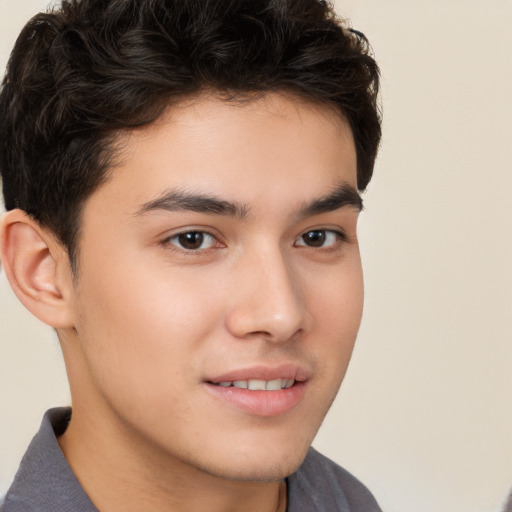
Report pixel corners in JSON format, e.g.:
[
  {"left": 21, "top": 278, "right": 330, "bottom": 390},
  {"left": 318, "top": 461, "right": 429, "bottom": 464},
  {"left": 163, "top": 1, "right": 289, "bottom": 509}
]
[{"left": 0, "top": 0, "right": 381, "bottom": 266}]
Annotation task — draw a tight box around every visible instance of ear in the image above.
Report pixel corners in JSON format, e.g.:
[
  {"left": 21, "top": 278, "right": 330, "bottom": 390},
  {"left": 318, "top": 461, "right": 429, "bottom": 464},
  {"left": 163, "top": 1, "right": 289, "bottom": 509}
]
[{"left": 0, "top": 209, "right": 75, "bottom": 328}]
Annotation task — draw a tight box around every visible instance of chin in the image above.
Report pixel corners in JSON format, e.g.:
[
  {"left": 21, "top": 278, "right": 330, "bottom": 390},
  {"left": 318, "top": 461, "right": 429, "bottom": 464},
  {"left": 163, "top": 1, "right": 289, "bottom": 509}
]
[{"left": 194, "top": 438, "right": 312, "bottom": 483}]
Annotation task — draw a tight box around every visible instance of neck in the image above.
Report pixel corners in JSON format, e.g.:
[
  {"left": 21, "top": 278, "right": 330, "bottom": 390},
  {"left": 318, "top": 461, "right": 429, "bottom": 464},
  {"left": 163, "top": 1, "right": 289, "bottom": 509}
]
[{"left": 58, "top": 404, "right": 285, "bottom": 512}]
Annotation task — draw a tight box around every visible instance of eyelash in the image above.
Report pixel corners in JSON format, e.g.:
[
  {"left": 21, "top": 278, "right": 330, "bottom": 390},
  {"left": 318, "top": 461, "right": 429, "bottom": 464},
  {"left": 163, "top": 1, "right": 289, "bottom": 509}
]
[
  {"left": 163, "top": 228, "right": 347, "bottom": 253},
  {"left": 294, "top": 229, "right": 347, "bottom": 249},
  {"left": 164, "top": 231, "right": 221, "bottom": 252}
]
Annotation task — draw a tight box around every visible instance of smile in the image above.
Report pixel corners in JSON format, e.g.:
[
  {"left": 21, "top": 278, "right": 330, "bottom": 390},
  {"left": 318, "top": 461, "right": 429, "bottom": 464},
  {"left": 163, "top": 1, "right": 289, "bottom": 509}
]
[{"left": 214, "top": 379, "right": 296, "bottom": 390}]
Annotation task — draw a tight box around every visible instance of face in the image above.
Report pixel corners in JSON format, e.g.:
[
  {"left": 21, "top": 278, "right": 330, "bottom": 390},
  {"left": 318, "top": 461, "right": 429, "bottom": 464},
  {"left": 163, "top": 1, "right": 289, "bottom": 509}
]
[{"left": 63, "top": 93, "right": 363, "bottom": 482}]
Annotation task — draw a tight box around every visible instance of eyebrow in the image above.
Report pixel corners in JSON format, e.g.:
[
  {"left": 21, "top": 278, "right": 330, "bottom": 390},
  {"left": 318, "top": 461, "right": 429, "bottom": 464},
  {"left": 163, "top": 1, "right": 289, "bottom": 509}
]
[
  {"left": 298, "top": 183, "right": 363, "bottom": 217},
  {"left": 135, "top": 189, "right": 248, "bottom": 219},
  {"left": 135, "top": 182, "right": 362, "bottom": 220}
]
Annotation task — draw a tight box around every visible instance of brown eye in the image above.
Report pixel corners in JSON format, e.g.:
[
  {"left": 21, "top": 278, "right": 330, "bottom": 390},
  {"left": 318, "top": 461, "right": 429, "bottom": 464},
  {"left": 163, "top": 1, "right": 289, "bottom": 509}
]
[
  {"left": 168, "top": 231, "right": 216, "bottom": 251},
  {"left": 295, "top": 230, "right": 343, "bottom": 248},
  {"left": 302, "top": 230, "right": 326, "bottom": 247}
]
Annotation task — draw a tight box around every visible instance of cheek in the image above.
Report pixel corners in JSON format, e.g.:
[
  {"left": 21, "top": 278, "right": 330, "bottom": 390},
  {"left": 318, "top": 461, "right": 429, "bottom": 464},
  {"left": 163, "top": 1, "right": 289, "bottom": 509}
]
[
  {"left": 73, "top": 258, "right": 225, "bottom": 400},
  {"left": 306, "top": 258, "right": 364, "bottom": 379},
  {"left": 310, "top": 258, "right": 364, "bottom": 334},
  {"left": 80, "top": 249, "right": 220, "bottom": 335}
]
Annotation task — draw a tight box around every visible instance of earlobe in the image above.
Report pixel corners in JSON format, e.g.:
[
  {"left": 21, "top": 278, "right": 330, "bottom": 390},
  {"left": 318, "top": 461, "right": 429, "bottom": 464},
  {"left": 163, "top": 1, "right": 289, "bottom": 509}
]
[{"left": 0, "top": 209, "right": 75, "bottom": 328}]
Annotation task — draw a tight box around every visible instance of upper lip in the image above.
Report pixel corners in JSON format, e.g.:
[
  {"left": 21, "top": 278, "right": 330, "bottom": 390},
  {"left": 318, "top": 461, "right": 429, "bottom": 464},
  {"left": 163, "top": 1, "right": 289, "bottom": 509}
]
[{"left": 206, "top": 364, "right": 310, "bottom": 384}]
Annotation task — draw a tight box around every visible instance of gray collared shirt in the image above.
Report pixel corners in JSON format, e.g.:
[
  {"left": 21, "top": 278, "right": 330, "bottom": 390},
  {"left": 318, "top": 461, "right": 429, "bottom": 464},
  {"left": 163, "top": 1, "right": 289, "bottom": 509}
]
[{"left": 1, "top": 408, "right": 382, "bottom": 511}]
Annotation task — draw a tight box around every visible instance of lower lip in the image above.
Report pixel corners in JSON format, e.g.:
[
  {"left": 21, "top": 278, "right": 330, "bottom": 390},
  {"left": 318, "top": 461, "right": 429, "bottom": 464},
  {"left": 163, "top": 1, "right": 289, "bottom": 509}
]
[{"left": 205, "top": 382, "right": 307, "bottom": 417}]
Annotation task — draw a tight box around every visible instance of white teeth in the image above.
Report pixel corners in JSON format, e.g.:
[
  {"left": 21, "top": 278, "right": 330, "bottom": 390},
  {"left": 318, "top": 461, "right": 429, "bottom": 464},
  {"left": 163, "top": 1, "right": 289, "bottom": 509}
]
[
  {"left": 248, "top": 379, "right": 266, "bottom": 391},
  {"left": 283, "top": 379, "right": 295, "bottom": 389},
  {"left": 265, "top": 379, "right": 282, "bottom": 391},
  {"left": 215, "top": 379, "right": 296, "bottom": 390}
]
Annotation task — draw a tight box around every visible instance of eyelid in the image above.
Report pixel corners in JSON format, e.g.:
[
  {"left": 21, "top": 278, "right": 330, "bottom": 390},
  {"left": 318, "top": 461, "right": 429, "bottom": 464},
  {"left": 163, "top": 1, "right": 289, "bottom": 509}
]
[
  {"left": 294, "top": 228, "right": 347, "bottom": 248},
  {"left": 162, "top": 227, "right": 224, "bottom": 252}
]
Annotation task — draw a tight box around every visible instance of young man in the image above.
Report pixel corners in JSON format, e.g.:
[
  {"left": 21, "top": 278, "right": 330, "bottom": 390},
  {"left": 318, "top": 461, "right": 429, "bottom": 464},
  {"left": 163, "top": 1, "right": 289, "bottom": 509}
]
[{"left": 0, "top": 1, "right": 382, "bottom": 511}]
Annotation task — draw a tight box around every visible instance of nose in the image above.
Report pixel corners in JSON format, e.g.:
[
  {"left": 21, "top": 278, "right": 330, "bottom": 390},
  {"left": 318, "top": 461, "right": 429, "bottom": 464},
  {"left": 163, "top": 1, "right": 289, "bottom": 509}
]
[{"left": 224, "top": 247, "right": 310, "bottom": 343}]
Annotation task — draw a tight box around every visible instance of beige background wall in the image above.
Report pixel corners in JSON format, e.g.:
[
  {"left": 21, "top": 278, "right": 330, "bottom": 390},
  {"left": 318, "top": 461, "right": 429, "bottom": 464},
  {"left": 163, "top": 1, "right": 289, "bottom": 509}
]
[{"left": 1, "top": 1, "right": 511, "bottom": 511}]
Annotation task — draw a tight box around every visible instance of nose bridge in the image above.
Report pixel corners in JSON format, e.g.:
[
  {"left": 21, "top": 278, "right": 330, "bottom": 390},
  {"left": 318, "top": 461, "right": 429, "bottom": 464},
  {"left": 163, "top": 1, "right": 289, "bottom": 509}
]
[{"left": 226, "top": 244, "right": 307, "bottom": 342}]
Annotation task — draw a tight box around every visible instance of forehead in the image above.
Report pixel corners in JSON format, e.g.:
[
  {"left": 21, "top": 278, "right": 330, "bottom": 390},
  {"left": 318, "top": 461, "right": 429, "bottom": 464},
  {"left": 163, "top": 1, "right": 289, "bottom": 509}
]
[{"left": 87, "top": 92, "right": 357, "bottom": 217}]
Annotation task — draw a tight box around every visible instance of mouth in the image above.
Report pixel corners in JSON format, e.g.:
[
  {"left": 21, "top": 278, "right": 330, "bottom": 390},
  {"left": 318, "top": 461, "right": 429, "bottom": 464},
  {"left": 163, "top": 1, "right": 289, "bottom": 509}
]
[
  {"left": 210, "top": 378, "right": 296, "bottom": 391},
  {"left": 204, "top": 365, "right": 308, "bottom": 416}
]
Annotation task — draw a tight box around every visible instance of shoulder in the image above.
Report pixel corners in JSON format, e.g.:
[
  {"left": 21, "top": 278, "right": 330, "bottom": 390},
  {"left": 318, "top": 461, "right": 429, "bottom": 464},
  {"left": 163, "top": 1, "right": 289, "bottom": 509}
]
[
  {"left": 1, "top": 408, "right": 97, "bottom": 512},
  {"left": 287, "top": 447, "right": 382, "bottom": 512}
]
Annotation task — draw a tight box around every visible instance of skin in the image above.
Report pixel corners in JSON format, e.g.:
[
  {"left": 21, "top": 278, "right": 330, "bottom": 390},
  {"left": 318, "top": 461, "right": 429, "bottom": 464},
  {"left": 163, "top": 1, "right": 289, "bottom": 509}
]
[{"left": 1, "top": 92, "right": 363, "bottom": 512}]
